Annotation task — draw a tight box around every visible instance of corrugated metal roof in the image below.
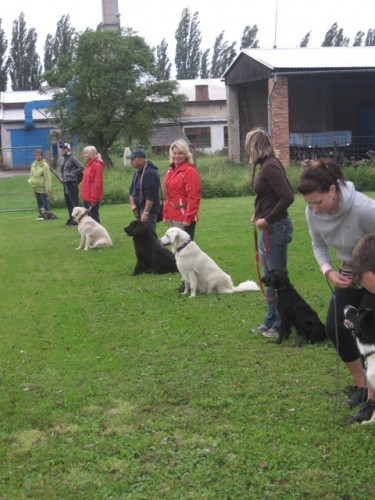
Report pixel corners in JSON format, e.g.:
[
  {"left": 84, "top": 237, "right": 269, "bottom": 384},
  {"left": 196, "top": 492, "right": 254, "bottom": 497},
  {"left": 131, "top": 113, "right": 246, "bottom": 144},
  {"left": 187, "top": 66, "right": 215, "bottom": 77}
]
[
  {"left": 0, "top": 88, "right": 55, "bottom": 104},
  {"left": 242, "top": 47, "right": 375, "bottom": 70}
]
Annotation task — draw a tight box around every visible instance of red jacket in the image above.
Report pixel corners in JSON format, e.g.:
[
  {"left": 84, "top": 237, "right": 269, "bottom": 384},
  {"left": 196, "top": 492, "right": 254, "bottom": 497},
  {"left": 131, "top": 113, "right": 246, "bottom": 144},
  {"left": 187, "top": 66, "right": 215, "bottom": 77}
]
[
  {"left": 163, "top": 161, "right": 201, "bottom": 224},
  {"left": 81, "top": 158, "right": 104, "bottom": 205}
]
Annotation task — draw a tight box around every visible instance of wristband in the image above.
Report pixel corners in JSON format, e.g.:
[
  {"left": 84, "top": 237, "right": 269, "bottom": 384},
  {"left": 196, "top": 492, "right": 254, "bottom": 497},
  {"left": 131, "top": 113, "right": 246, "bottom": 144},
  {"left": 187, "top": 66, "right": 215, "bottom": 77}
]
[{"left": 143, "top": 211, "right": 150, "bottom": 215}]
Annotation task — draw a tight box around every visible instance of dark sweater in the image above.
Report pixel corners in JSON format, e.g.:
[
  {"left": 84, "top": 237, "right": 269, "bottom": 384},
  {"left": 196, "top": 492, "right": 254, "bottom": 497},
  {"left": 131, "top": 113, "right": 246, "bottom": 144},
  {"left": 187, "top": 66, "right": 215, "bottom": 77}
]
[{"left": 253, "top": 156, "right": 294, "bottom": 224}]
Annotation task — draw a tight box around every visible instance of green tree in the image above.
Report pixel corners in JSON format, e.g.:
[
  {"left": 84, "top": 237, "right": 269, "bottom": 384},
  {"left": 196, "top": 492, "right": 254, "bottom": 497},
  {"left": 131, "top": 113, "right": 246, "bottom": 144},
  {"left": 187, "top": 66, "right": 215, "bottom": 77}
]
[
  {"left": 365, "top": 28, "right": 375, "bottom": 46},
  {"left": 200, "top": 49, "right": 210, "bottom": 78},
  {"left": 321, "top": 22, "right": 350, "bottom": 46},
  {"left": 51, "top": 29, "right": 186, "bottom": 164},
  {"left": 300, "top": 31, "right": 310, "bottom": 48},
  {"left": 44, "top": 14, "right": 76, "bottom": 83},
  {"left": 210, "top": 32, "right": 236, "bottom": 79},
  {"left": 240, "top": 25, "right": 259, "bottom": 49},
  {"left": 7, "top": 12, "right": 42, "bottom": 90},
  {"left": 155, "top": 39, "right": 171, "bottom": 80},
  {"left": 175, "top": 8, "right": 202, "bottom": 79},
  {"left": 0, "top": 19, "right": 8, "bottom": 91}
]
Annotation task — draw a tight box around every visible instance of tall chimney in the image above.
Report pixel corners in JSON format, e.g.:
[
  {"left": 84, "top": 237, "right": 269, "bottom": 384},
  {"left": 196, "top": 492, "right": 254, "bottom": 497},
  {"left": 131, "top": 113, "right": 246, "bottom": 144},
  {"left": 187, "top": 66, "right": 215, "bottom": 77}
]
[{"left": 101, "top": 0, "right": 121, "bottom": 30}]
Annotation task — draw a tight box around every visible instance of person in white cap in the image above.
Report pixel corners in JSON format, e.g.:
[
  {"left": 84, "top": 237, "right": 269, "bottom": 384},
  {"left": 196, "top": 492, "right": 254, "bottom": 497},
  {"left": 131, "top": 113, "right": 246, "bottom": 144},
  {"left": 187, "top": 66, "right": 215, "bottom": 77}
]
[{"left": 59, "top": 142, "right": 84, "bottom": 226}]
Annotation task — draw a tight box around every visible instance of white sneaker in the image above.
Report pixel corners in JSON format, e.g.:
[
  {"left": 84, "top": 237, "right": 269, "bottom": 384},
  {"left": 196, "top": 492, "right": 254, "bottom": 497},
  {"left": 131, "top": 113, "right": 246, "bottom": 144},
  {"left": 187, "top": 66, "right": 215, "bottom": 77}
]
[
  {"left": 251, "top": 324, "right": 269, "bottom": 334},
  {"left": 261, "top": 328, "right": 279, "bottom": 338}
]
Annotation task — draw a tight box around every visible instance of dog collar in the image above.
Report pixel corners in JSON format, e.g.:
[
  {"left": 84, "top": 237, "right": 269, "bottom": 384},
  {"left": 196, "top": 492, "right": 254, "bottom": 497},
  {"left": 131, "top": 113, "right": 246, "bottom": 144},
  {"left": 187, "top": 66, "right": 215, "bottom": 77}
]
[
  {"left": 75, "top": 210, "right": 90, "bottom": 223},
  {"left": 176, "top": 239, "right": 191, "bottom": 252}
]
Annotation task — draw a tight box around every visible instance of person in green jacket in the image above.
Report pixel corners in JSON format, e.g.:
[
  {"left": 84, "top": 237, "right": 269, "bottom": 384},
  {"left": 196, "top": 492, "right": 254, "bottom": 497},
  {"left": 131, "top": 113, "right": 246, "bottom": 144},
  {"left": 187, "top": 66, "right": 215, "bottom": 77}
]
[{"left": 28, "top": 149, "right": 52, "bottom": 220}]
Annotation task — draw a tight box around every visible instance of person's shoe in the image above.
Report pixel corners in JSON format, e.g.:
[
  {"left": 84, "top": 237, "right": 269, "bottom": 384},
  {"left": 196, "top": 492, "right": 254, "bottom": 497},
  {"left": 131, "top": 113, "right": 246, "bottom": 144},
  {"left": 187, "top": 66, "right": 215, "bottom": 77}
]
[
  {"left": 251, "top": 324, "right": 269, "bottom": 334},
  {"left": 261, "top": 328, "right": 279, "bottom": 338},
  {"left": 343, "top": 386, "right": 368, "bottom": 408},
  {"left": 350, "top": 399, "right": 375, "bottom": 423},
  {"left": 35, "top": 216, "right": 44, "bottom": 220}
]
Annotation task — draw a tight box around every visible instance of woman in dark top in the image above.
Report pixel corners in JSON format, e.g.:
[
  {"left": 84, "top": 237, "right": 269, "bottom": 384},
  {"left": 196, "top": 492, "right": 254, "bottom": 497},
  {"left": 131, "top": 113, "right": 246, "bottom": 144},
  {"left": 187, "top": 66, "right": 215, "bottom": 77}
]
[{"left": 245, "top": 127, "right": 294, "bottom": 338}]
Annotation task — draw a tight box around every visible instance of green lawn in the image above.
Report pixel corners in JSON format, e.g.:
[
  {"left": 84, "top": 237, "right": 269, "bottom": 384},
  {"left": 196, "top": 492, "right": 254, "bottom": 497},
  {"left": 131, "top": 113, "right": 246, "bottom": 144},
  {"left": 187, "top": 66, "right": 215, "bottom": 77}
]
[{"left": 0, "top": 185, "right": 374, "bottom": 498}]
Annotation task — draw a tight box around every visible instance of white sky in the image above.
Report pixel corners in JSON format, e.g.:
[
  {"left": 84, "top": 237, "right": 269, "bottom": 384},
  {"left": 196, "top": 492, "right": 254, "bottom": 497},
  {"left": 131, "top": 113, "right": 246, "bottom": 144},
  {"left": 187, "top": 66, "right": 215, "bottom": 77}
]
[{"left": 2, "top": 0, "right": 375, "bottom": 77}]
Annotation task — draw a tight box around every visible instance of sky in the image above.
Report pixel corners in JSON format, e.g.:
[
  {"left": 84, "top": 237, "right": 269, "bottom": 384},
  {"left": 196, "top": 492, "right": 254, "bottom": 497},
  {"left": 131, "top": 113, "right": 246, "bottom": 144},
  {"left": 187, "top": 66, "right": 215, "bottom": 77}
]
[{"left": 2, "top": 0, "right": 375, "bottom": 77}]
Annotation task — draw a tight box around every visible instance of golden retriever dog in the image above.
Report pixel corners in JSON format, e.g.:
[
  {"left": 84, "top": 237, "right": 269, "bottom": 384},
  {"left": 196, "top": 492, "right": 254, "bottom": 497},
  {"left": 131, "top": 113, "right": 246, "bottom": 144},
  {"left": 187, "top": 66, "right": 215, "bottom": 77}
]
[
  {"left": 71, "top": 206, "right": 113, "bottom": 251},
  {"left": 160, "top": 227, "right": 259, "bottom": 297}
]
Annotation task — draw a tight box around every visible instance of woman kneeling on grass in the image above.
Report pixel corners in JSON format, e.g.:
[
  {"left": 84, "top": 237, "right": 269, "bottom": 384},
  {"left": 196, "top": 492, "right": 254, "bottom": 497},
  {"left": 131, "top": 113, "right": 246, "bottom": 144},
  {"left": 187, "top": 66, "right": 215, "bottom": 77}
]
[{"left": 297, "top": 158, "right": 375, "bottom": 423}]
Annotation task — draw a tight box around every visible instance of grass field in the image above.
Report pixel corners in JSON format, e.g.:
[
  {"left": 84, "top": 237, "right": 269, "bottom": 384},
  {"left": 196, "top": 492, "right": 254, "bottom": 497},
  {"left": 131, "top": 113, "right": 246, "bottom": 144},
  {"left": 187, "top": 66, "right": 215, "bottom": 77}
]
[{"left": 0, "top": 175, "right": 374, "bottom": 498}]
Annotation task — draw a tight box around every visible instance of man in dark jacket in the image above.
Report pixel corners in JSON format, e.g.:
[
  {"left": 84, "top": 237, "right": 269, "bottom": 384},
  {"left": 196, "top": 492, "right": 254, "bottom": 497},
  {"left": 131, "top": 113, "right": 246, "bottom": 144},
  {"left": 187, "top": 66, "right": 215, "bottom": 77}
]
[
  {"left": 128, "top": 149, "right": 161, "bottom": 235},
  {"left": 59, "top": 143, "right": 84, "bottom": 226}
]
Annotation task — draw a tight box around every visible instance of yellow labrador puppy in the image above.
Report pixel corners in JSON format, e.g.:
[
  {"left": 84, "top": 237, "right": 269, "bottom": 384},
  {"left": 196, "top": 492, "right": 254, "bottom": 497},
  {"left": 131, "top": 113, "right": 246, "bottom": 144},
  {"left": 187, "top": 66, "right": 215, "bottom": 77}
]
[
  {"left": 71, "top": 207, "right": 113, "bottom": 250},
  {"left": 160, "top": 227, "right": 259, "bottom": 297}
]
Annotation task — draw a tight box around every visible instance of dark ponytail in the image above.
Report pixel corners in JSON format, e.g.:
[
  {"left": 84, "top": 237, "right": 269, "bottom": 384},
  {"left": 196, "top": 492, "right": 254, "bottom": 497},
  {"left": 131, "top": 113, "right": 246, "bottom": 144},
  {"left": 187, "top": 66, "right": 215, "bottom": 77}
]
[{"left": 297, "top": 158, "right": 345, "bottom": 195}]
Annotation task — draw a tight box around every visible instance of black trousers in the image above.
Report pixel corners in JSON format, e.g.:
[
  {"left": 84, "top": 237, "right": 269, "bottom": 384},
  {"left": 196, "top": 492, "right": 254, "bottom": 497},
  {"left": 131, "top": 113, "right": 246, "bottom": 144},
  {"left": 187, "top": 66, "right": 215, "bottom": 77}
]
[
  {"left": 83, "top": 201, "right": 100, "bottom": 224},
  {"left": 64, "top": 181, "right": 79, "bottom": 222}
]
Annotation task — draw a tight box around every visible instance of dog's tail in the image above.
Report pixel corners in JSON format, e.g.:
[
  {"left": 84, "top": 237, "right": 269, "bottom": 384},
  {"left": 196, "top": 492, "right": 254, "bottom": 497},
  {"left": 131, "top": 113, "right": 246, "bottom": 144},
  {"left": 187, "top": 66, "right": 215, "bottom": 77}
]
[{"left": 232, "top": 280, "right": 260, "bottom": 293}]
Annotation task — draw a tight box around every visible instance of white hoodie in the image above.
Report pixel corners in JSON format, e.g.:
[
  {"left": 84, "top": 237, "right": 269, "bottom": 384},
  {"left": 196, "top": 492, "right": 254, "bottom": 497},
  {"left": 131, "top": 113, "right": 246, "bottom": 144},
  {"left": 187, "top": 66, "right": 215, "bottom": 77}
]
[{"left": 306, "top": 181, "right": 375, "bottom": 270}]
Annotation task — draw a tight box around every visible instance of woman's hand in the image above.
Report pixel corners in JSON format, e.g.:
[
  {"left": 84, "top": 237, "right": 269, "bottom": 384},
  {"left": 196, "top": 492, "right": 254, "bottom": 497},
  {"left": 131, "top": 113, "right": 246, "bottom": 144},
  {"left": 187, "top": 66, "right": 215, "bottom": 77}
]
[
  {"left": 326, "top": 270, "right": 352, "bottom": 288},
  {"left": 254, "top": 218, "right": 268, "bottom": 229}
]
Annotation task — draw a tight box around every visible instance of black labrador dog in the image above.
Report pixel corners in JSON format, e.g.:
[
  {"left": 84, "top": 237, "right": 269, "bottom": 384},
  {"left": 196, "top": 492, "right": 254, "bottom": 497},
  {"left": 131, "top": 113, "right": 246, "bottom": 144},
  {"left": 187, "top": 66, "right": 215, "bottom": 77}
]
[
  {"left": 261, "top": 268, "right": 327, "bottom": 345},
  {"left": 124, "top": 220, "right": 178, "bottom": 275}
]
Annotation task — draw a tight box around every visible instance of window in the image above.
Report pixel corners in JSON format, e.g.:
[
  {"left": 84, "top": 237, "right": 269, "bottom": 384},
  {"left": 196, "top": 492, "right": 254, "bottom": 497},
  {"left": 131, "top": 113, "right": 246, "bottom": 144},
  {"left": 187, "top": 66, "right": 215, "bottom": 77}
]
[{"left": 184, "top": 127, "right": 211, "bottom": 148}]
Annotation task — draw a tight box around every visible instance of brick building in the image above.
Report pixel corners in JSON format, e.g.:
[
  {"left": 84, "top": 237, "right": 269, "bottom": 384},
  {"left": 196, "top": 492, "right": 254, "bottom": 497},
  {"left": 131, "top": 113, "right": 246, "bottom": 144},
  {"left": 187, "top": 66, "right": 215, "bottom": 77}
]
[{"left": 223, "top": 47, "right": 375, "bottom": 165}]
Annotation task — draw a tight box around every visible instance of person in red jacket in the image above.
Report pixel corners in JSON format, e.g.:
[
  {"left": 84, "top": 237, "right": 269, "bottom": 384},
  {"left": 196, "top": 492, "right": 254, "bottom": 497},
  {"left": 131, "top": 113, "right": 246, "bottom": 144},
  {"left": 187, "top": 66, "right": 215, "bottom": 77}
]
[
  {"left": 163, "top": 139, "right": 201, "bottom": 238},
  {"left": 80, "top": 145, "right": 104, "bottom": 224},
  {"left": 163, "top": 139, "right": 201, "bottom": 292}
]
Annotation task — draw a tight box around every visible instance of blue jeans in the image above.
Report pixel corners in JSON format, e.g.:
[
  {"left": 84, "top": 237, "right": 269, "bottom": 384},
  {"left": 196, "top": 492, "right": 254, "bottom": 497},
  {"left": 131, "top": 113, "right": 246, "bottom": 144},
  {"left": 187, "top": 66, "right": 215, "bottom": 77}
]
[
  {"left": 259, "top": 217, "right": 293, "bottom": 330},
  {"left": 34, "top": 192, "right": 49, "bottom": 211}
]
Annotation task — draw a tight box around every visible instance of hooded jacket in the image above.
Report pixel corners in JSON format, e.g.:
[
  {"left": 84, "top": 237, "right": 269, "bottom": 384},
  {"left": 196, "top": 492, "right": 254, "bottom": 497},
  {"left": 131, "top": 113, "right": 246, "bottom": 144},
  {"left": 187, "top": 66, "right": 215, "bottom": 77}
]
[
  {"left": 306, "top": 181, "right": 375, "bottom": 269},
  {"left": 163, "top": 161, "right": 200, "bottom": 224},
  {"left": 28, "top": 159, "right": 52, "bottom": 194},
  {"left": 60, "top": 152, "right": 84, "bottom": 182},
  {"left": 81, "top": 157, "right": 104, "bottom": 205}
]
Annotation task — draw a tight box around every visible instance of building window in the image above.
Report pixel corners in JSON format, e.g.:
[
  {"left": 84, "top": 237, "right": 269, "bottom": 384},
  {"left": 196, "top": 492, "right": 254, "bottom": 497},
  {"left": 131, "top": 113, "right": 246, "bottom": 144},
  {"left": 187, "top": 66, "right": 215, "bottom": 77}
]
[{"left": 185, "top": 127, "right": 211, "bottom": 148}]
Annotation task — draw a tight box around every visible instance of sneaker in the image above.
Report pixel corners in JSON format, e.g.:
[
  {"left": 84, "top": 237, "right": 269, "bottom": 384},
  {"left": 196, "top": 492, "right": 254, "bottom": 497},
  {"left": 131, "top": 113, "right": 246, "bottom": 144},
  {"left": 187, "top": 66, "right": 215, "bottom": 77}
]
[
  {"left": 343, "top": 386, "right": 368, "bottom": 408},
  {"left": 350, "top": 399, "right": 375, "bottom": 423},
  {"left": 261, "top": 328, "right": 279, "bottom": 338},
  {"left": 35, "top": 216, "right": 44, "bottom": 221},
  {"left": 251, "top": 325, "right": 269, "bottom": 334}
]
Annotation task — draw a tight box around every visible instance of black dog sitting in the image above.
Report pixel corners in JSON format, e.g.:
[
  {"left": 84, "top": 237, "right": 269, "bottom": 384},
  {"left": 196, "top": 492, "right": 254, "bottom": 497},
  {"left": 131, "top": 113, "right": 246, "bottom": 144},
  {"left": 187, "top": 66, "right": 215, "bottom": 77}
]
[
  {"left": 261, "top": 268, "right": 327, "bottom": 345},
  {"left": 124, "top": 220, "right": 178, "bottom": 276}
]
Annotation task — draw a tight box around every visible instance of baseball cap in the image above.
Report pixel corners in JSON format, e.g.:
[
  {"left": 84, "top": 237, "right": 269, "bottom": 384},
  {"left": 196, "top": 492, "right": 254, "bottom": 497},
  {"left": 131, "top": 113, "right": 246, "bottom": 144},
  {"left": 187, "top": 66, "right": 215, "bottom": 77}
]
[
  {"left": 126, "top": 148, "right": 146, "bottom": 159},
  {"left": 59, "top": 142, "right": 71, "bottom": 150}
]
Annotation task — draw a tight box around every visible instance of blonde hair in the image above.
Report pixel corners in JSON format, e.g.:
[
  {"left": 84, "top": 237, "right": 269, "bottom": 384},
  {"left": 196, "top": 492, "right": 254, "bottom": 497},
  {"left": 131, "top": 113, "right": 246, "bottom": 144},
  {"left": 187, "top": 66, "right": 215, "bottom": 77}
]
[
  {"left": 83, "top": 145, "right": 102, "bottom": 160},
  {"left": 245, "top": 127, "right": 275, "bottom": 164},
  {"left": 169, "top": 139, "right": 194, "bottom": 164}
]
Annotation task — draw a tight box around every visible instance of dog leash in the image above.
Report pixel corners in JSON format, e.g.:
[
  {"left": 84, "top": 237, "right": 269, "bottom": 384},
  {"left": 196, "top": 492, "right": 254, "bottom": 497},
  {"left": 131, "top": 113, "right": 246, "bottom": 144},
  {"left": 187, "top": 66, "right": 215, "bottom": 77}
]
[{"left": 253, "top": 225, "right": 271, "bottom": 299}]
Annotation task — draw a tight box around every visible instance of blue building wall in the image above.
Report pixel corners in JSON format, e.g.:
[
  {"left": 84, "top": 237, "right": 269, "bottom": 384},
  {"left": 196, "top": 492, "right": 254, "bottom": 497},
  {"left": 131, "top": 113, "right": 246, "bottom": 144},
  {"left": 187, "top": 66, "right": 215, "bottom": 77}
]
[{"left": 10, "top": 128, "right": 51, "bottom": 169}]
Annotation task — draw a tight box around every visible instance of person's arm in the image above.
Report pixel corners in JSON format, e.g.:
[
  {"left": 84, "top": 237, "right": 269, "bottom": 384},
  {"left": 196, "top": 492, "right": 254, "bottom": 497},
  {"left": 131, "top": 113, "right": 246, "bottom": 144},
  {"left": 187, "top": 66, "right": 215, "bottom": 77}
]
[
  {"left": 183, "top": 167, "right": 201, "bottom": 225},
  {"left": 262, "top": 162, "right": 294, "bottom": 225}
]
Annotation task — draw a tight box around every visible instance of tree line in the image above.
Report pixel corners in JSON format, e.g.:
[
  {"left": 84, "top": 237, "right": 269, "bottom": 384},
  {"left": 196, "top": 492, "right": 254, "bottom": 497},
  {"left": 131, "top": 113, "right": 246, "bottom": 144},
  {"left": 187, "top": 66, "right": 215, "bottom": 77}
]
[
  {"left": 0, "top": 9, "right": 375, "bottom": 91},
  {"left": 0, "top": 9, "right": 373, "bottom": 163}
]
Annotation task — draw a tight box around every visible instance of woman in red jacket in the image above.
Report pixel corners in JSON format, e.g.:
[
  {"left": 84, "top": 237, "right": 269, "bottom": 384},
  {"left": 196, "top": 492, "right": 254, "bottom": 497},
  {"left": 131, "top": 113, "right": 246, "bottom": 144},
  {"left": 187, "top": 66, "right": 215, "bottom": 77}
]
[
  {"left": 163, "top": 139, "right": 201, "bottom": 241},
  {"left": 163, "top": 139, "right": 201, "bottom": 292},
  {"left": 81, "top": 145, "right": 104, "bottom": 223}
]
